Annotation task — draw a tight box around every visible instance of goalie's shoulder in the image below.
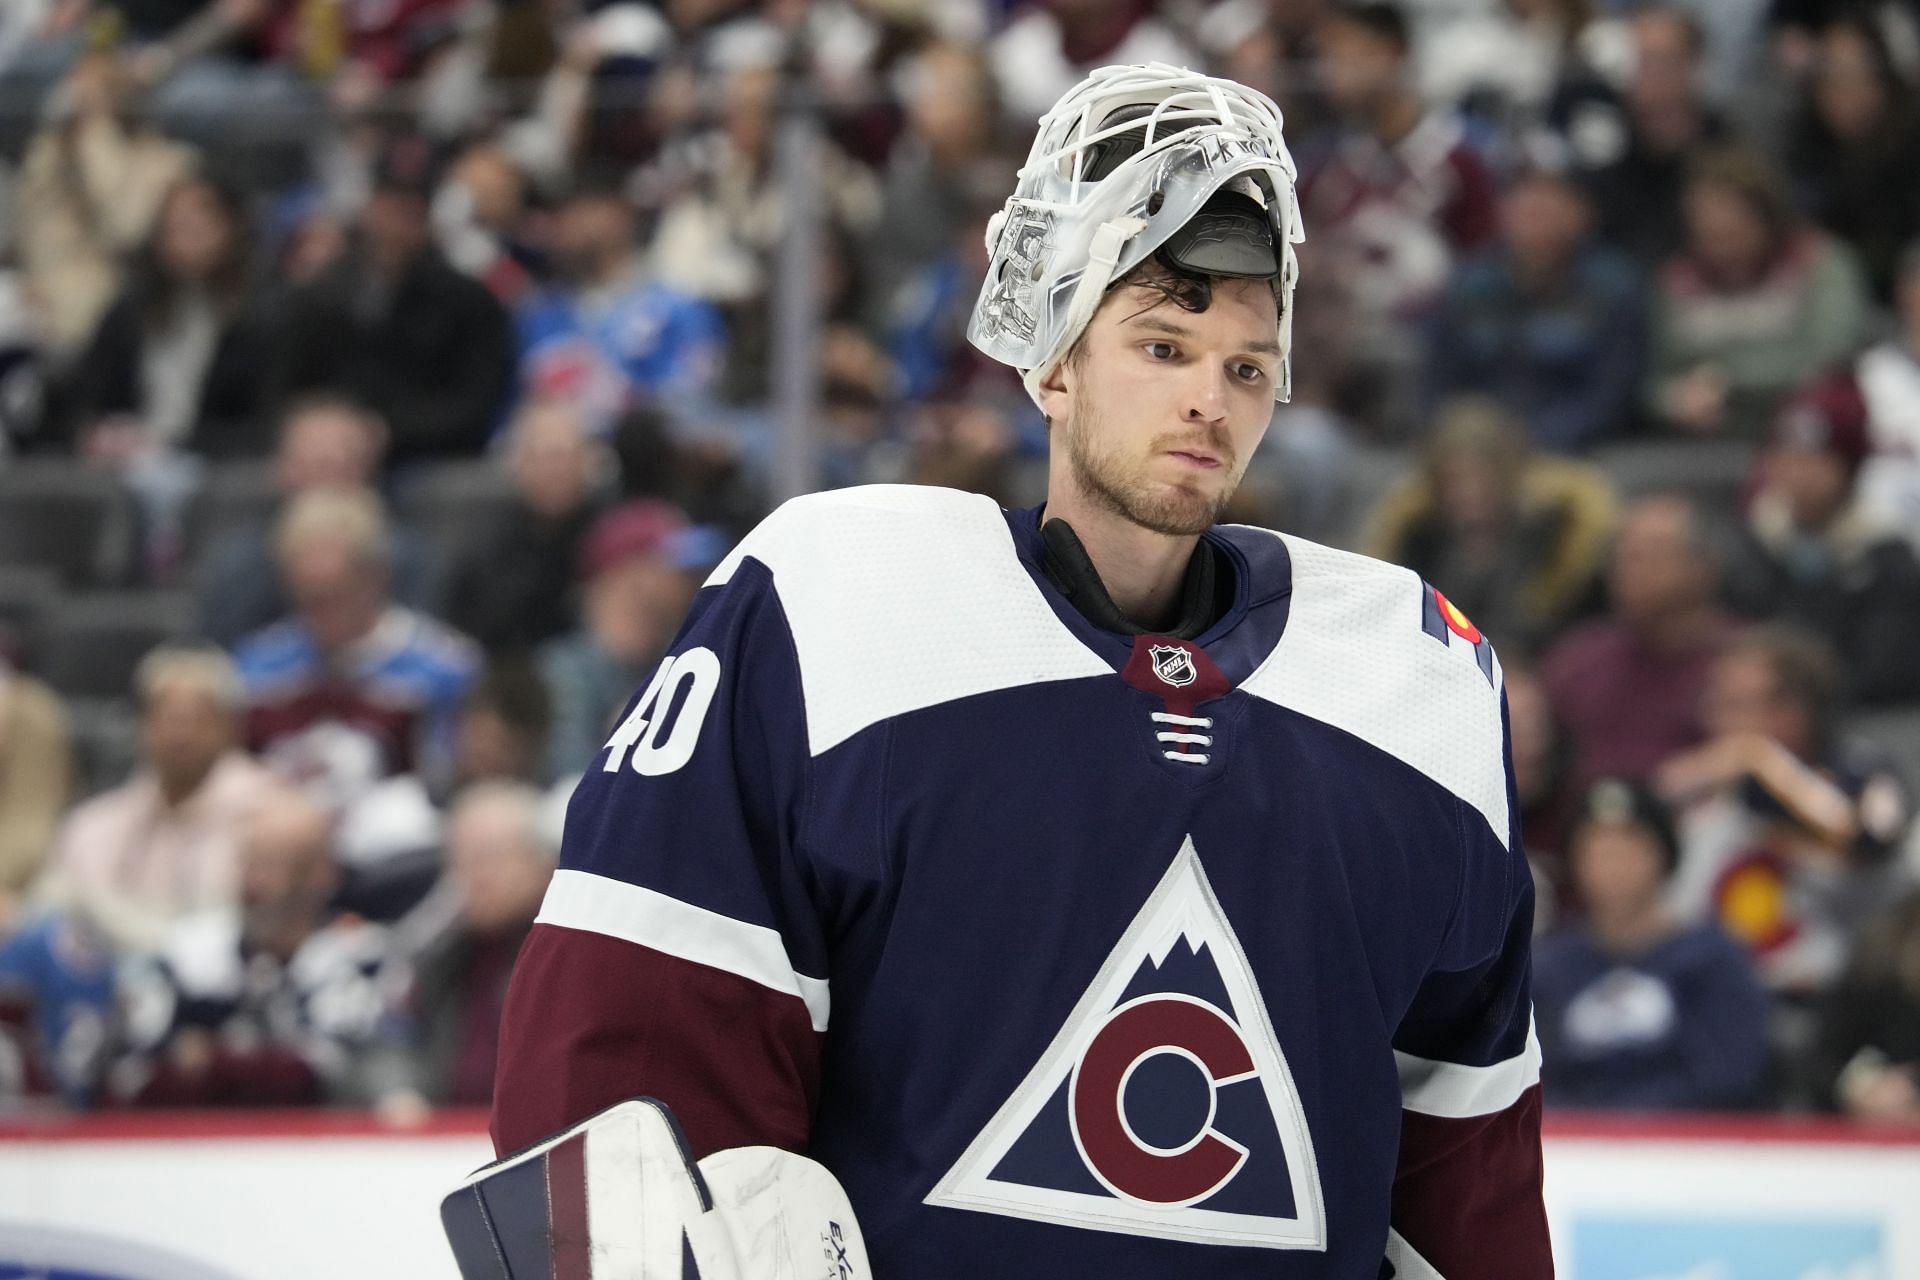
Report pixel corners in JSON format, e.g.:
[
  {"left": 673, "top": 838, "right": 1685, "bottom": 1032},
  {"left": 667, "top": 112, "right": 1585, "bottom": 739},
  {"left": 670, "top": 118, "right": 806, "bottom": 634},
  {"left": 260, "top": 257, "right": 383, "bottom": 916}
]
[
  {"left": 1235, "top": 527, "right": 1512, "bottom": 846},
  {"left": 703, "top": 485, "right": 1105, "bottom": 756},
  {"left": 708, "top": 484, "right": 1009, "bottom": 594},
  {"left": 1262, "top": 528, "right": 1505, "bottom": 696}
]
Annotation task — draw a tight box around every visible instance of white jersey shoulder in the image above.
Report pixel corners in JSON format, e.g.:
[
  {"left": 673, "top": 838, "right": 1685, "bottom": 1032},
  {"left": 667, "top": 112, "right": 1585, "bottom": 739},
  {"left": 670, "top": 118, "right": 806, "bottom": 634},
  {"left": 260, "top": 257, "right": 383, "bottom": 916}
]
[
  {"left": 1239, "top": 530, "right": 1512, "bottom": 849},
  {"left": 709, "top": 485, "right": 1109, "bottom": 757}
]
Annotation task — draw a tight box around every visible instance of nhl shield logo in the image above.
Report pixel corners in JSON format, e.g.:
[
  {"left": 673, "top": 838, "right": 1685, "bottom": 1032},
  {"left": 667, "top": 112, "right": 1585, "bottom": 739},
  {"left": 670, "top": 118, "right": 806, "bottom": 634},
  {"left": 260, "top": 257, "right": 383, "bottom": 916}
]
[{"left": 1149, "top": 644, "right": 1197, "bottom": 689}]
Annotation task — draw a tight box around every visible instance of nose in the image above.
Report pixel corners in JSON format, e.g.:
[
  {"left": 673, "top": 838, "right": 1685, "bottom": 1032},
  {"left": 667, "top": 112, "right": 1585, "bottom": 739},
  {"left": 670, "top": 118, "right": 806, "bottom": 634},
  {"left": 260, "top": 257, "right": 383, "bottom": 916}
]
[{"left": 1182, "top": 363, "right": 1231, "bottom": 425}]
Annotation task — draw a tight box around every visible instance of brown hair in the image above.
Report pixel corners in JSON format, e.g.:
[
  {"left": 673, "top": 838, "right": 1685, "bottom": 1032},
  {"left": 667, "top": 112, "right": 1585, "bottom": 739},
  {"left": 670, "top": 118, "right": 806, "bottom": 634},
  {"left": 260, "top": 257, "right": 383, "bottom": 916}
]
[
  {"left": 1423, "top": 395, "right": 1530, "bottom": 486},
  {"left": 1687, "top": 145, "right": 1799, "bottom": 250},
  {"left": 1722, "top": 622, "right": 1843, "bottom": 749}
]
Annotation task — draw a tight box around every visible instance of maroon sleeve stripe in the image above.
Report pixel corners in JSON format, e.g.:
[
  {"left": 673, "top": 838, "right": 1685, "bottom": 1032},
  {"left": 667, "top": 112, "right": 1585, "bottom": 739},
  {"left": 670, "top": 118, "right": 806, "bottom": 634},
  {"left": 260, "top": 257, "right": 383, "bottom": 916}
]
[
  {"left": 1393, "top": 1085, "right": 1552, "bottom": 1279},
  {"left": 492, "top": 924, "right": 823, "bottom": 1161}
]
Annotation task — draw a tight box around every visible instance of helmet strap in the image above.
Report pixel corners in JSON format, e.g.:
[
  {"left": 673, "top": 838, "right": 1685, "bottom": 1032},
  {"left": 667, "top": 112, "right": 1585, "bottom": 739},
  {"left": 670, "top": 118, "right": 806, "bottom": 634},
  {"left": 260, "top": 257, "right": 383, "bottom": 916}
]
[{"left": 1020, "top": 214, "right": 1148, "bottom": 409}]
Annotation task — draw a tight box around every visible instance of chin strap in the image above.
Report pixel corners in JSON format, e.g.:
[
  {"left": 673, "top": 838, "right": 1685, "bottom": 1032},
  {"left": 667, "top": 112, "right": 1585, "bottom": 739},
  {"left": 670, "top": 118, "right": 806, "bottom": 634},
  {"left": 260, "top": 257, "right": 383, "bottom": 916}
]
[{"left": 1020, "top": 214, "right": 1149, "bottom": 409}]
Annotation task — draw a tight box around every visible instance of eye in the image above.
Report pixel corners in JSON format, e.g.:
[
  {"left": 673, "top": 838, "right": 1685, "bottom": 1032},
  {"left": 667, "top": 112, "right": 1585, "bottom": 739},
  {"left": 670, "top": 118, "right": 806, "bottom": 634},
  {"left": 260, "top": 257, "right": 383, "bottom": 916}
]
[
  {"left": 1142, "top": 341, "right": 1177, "bottom": 361},
  {"left": 1233, "top": 362, "right": 1267, "bottom": 384}
]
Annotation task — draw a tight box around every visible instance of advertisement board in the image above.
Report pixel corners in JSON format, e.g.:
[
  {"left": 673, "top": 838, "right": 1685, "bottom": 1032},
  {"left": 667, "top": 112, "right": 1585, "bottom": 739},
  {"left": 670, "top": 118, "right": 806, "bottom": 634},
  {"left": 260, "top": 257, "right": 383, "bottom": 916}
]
[{"left": 0, "top": 1113, "right": 1916, "bottom": 1279}]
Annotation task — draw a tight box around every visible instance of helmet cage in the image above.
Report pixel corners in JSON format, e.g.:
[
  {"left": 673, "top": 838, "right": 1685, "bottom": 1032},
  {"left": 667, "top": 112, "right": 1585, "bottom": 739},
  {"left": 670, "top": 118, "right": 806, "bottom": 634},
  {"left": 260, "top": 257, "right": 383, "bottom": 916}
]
[{"left": 968, "top": 63, "right": 1304, "bottom": 404}]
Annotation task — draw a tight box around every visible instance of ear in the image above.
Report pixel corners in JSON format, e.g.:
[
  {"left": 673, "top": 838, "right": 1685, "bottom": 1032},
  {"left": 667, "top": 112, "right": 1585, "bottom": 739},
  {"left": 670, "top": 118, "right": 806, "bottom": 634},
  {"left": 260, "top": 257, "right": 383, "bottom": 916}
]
[{"left": 1034, "top": 355, "right": 1074, "bottom": 428}]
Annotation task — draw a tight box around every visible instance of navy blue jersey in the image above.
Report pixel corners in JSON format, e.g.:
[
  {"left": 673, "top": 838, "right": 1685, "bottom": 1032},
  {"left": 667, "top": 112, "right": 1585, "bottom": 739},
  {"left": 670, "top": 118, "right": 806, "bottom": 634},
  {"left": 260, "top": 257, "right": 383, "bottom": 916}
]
[{"left": 494, "top": 485, "right": 1549, "bottom": 1279}]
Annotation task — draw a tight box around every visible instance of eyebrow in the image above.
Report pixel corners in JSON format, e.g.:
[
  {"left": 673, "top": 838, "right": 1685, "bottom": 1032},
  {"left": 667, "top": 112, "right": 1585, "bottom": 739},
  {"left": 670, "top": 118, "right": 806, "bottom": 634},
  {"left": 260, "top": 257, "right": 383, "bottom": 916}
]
[{"left": 1125, "top": 314, "right": 1282, "bottom": 357}]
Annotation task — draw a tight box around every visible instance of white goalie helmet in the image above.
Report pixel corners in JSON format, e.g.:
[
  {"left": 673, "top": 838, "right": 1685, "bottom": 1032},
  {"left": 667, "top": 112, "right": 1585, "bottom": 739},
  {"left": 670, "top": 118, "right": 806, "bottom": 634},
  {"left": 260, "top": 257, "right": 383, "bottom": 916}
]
[{"left": 968, "top": 62, "right": 1305, "bottom": 405}]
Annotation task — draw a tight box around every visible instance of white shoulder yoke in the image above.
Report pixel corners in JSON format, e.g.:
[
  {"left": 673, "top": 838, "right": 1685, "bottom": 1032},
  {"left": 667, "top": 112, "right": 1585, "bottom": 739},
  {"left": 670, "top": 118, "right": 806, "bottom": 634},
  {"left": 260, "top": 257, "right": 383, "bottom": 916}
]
[
  {"left": 1238, "top": 531, "right": 1512, "bottom": 848},
  {"left": 708, "top": 486, "right": 1110, "bottom": 757}
]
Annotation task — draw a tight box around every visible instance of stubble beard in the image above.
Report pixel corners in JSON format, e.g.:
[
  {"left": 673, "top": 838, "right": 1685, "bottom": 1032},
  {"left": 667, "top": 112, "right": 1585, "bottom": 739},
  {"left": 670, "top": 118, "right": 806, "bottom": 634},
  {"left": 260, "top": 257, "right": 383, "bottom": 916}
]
[{"left": 1060, "top": 398, "right": 1238, "bottom": 537}]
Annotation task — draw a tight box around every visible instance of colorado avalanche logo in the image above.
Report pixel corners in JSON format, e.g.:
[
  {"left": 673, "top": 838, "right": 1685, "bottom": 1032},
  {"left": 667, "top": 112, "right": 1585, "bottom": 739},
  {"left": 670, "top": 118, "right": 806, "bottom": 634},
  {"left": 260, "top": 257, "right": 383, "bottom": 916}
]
[
  {"left": 926, "top": 837, "right": 1326, "bottom": 1250},
  {"left": 1070, "top": 993, "right": 1257, "bottom": 1206},
  {"left": 1148, "top": 644, "right": 1197, "bottom": 689}
]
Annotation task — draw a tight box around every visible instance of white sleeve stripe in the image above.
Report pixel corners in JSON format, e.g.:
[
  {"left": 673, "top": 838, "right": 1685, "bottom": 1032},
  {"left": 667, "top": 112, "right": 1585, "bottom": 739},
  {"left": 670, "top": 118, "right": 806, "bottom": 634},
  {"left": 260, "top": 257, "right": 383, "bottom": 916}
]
[
  {"left": 1395, "top": 1014, "right": 1541, "bottom": 1118},
  {"left": 1385, "top": 1228, "right": 1448, "bottom": 1279},
  {"left": 536, "top": 868, "right": 831, "bottom": 1033}
]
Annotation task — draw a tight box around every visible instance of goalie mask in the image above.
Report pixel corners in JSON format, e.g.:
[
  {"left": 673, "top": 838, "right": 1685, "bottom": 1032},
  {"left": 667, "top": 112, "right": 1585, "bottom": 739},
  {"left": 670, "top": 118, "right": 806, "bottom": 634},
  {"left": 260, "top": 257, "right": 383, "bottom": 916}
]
[{"left": 968, "top": 62, "right": 1304, "bottom": 405}]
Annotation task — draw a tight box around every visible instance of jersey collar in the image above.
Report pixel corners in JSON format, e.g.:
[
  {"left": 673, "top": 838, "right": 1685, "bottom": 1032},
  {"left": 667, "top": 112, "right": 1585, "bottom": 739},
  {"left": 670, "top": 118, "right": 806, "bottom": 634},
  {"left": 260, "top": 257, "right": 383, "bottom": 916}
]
[
  {"left": 1001, "top": 505, "right": 1294, "bottom": 691},
  {"left": 1037, "top": 516, "right": 1226, "bottom": 641}
]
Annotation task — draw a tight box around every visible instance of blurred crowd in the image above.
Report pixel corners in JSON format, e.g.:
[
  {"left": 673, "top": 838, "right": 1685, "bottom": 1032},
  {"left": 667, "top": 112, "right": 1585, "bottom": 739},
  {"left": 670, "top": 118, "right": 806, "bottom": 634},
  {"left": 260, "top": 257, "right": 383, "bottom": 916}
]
[{"left": 1, "top": 0, "right": 1919, "bottom": 1126}]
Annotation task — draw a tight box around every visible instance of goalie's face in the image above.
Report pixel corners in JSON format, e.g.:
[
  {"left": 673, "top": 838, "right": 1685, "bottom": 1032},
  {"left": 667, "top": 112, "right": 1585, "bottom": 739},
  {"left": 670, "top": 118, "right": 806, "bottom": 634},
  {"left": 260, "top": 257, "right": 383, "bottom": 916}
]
[{"left": 1039, "top": 273, "right": 1280, "bottom": 537}]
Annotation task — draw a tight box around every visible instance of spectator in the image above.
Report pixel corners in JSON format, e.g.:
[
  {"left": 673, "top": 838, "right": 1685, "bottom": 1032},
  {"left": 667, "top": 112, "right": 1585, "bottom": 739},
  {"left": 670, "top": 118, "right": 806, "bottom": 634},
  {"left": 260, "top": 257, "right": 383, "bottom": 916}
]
[
  {"left": 1425, "top": 166, "right": 1647, "bottom": 453},
  {"left": 267, "top": 188, "right": 351, "bottom": 294},
  {"left": 253, "top": 0, "right": 470, "bottom": 92},
  {"left": 194, "top": 394, "right": 439, "bottom": 647},
  {"left": 1198, "top": 0, "right": 1337, "bottom": 144},
  {"left": 1785, "top": 12, "right": 1920, "bottom": 303},
  {"left": 1648, "top": 146, "right": 1872, "bottom": 440},
  {"left": 1581, "top": 6, "right": 1733, "bottom": 265},
  {"left": 989, "top": 0, "right": 1198, "bottom": 125},
  {"left": 519, "top": 174, "right": 726, "bottom": 441},
  {"left": 1417, "top": 0, "right": 1599, "bottom": 119},
  {"left": 1854, "top": 240, "right": 1920, "bottom": 539},
  {"left": 0, "top": 657, "right": 72, "bottom": 925},
  {"left": 1725, "top": 372, "right": 1920, "bottom": 704},
  {"left": 796, "top": 0, "right": 989, "bottom": 162},
  {"left": 1658, "top": 626, "right": 1911, "bottom": 997},
  {"left": 878, "top": 192, "right": 1013, "bottom": 407},
  {"left": 1541, "top": 494, "right": 1733, "bottom": 797},
  {"left": 1296, "top": 1, "right": 1501, "bottom": 435},
  {"left": 865, "top": 43, "right": 1011, "bottom": 341},
  {"left": 538, "top": 500, "right": 697, "bottom": 780},
  {"left": 274, "top": 134, "right": 515, "bottom": 466},
  {"left": 894, "top": 398, "right": 1018, "bottom": 504},
  {"left": 234, "top": 486, "right": 479, "bottom": 808},
  {"left": 0, "top": 904, "right": 116, "bottom": 1106},
  {"left": 1814, "top": 888, "right": 1920, "bottom": 1121},
  {"left": 15, "top": 50, "right": 194, "bottom": 358},
  {"left": 609, "top": 402, "right": 770, "bottom": 538},
  {"left": 647, "top": 47, "right": 881, "bottom": 314},
  {"left": 435, "top": 140, "right": 538, "bottom": 305},
  {"left": 444, "top": 399, "right": 610, "bottom": 656},
  {"left": 33, "top": 646, "right": 276, "bottom": 954},
  {"left": 68, "top": 173, "right": 274, "bottom": 461},
  {"left": 397, "top": 781, "right": 556, "bottom": 1106},
  {"left": 496, "top": 1, "right": 674, "bottom": 184},
  {"left": 452, "top": 663, "right": 552, "bottom": 790},
  {"left": 1533, "top": 777, "right": 1772, "bottom": 1110},
  {"left": 108, "top": 0, "right": 318, "bottom": 178},
  {"left": 111, "top": 783, "right": 403, "bottom": 1107},
  {"left": 1367, "top": 396, "right": 1616, "bottom": 655}
]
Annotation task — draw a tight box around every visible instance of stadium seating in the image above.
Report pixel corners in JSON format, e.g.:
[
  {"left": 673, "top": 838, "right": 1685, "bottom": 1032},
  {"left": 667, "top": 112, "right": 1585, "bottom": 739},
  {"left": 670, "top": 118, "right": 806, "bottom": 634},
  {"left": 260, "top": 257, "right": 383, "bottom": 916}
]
[
  {"left": 397, "top": 460, "right": 518, "bottom": 568},
  {"left": 34, "top": 591, "right": 196, "bottom": 701},
  {"left": 180, "top": 459, "right": 279, "bottom": 570},
  {"left": 0, "top": 460, "right": 131, "bottom": 586},
  {"left": 1594, "top": 439, "right": 1755, "bottom": 522},
  {"left": 0, "top": 562, "right": 59, "bottom": 669}
]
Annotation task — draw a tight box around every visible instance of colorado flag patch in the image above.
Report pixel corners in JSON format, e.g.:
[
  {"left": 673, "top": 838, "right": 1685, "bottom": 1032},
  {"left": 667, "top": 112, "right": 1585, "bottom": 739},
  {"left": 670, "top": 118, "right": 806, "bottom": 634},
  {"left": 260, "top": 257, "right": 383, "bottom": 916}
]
[
  {"left": 1420, "top": 583, "right": 1496, "bottom": 687},
  {"left": 924, "top": 836, "right": 1326, "bottom": 1250}
]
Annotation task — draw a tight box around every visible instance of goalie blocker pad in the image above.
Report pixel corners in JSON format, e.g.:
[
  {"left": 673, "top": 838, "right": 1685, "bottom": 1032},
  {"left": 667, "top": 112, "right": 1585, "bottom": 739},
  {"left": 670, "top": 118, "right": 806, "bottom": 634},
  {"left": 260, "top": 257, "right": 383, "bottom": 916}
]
[{"left": 442, "top": 1097, "right": 869, "bottom": 1279}]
